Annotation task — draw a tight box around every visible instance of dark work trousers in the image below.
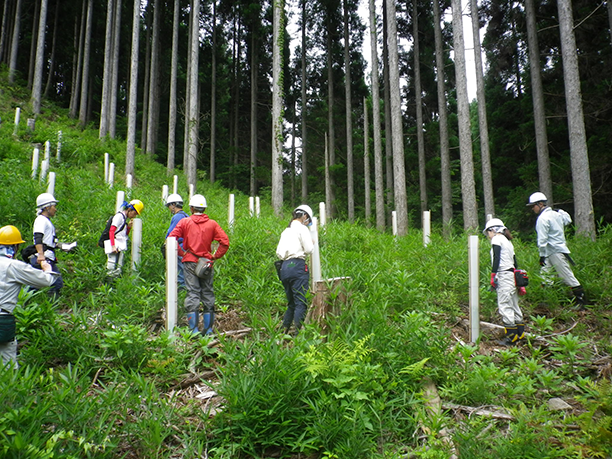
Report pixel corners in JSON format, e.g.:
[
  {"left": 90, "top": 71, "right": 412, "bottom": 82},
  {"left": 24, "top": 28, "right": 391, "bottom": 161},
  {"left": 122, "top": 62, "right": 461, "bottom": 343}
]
[{"left": 280, "top": 258, "right": 310, "bottom": 330}]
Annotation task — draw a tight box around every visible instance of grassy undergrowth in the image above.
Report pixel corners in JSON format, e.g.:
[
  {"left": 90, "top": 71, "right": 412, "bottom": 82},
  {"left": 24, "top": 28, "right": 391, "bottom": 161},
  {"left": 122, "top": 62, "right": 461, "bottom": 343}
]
[{"left": 1, "top": 81, "right": 612, "bottom": 458}]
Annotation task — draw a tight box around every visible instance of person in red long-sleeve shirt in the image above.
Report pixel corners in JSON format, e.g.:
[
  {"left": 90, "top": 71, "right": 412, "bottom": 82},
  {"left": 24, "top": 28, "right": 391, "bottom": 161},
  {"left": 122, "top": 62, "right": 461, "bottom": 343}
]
[{"left": 168, "top": 194, "right": 229, "bottom": 336}]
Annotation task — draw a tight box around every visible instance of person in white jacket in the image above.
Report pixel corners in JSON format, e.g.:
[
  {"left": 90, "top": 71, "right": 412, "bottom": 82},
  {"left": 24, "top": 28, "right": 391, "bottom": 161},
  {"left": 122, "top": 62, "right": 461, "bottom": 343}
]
[
  {"left": 276, "top": 205, "right": 315, "bottom": 335},
  {"left": 527, "top": 192, "right": 587, "bottom": 310},
  {"left": 0, "top": 225, "right": 59, "bottom": 368}
]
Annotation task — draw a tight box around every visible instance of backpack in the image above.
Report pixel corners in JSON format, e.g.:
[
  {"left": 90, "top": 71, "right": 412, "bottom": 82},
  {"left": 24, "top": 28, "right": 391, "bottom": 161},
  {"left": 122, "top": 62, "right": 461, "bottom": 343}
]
[{"left": 98, "top": 213, "right": 126, "bottom": 248}]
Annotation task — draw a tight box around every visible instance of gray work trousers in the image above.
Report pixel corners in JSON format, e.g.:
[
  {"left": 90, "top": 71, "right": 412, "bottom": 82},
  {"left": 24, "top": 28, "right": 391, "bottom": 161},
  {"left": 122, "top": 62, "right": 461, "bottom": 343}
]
[{"left": 183, "top": 262, "right": 215, "bottom": 314}]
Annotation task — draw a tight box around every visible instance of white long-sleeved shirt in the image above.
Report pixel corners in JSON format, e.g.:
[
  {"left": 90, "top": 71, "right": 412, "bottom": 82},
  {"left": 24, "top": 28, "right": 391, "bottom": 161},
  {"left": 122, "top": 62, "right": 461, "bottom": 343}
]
[
  {"left": 276, "top": 220, "right": 314, "bottom": 261},
  {"left": 535, "top": 207, "right": 570, "bottom": 257},
  {"left": 0, "top": 256, "right": 58, "bottom": 313}
]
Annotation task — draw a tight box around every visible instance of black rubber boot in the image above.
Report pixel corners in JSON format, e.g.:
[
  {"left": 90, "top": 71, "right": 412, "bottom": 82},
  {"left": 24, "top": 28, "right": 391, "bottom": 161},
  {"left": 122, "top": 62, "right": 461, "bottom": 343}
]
[
  {"left": 516, "top": 323, "right": 525, "bottom": 341},
  {"left": 497, "top": 326, "right": 518, "bottom": 346},
  {"left": 571, "top": 286, "right": 588, "bottom": 311}
]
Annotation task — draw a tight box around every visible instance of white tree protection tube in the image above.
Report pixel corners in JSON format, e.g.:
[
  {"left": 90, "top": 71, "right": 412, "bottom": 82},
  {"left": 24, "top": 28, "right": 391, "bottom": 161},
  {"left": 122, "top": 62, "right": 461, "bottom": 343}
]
[
  {"left": 166, "top": 237, "right": 178, "bottom": 331},
  {"left": 423, "top": 211, "right": 431, "bottom": 247},
  {"left": 310, "top": 217, "right": 322, "bottom": 289},
  {"left": 131, "top": 218, "right": 142, "bottom": 271},
  {"left": 468, "top": 234, "right": 480, "bottom": 343}
]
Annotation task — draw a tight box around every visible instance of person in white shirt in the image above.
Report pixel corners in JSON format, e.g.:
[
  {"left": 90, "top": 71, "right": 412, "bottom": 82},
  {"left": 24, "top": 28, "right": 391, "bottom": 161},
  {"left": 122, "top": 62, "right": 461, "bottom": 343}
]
[
  {"left": 483, "top": 218, "right": 526, "bottom": 345},
  {"left": 106, "top": 200, "right": 143, "bottom": 280},
  {"left": 527, "top": 192, "right": 587, "bottom": 310},
  {"left": 0, "top": 225, "right": 59, "bottom": 368},
  {"left": 31, "top": 193, "right": 63, "bottom": 297},
  {"left": 276, "top": 205, "right": 315, "bottom": 335}
]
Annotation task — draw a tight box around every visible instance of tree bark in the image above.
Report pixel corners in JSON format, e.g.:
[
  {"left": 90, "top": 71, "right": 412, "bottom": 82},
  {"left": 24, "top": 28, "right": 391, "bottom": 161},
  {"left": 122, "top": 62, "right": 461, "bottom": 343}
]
[
  {"left": 470, "top": 0, "right": 495, "bottom": 219},
  {"left": 140, "top": 4, "right": 152, "bottom": 152},
  {"left": 557, "top": 0, "right": 596, "bottom": 239},
  {"left": 108, "top": 0, "right": 122, "bottom": 139},
  {"left": 385, "top": 0, "right": 408, "bottom": 236},
  {"left": 69, "top": 0, "right": 85, "bottom": 118},
  {"left": 210, "top": 0, "right": 217, "bottom": 182},
  {"left": 250, "top": 25, "right": 258, "bottom": 196},
  {"left": 8, "top": 0, "right": 22, "bottom": 84},
  {"left": 27, "top": 0, "right": 40, "bottom": 90},
  {"left": 186, "top": 0, "right": 201, "bottom": 190},
  {"left": 363, "top": 97, "right": 371, "bottom": 225},
  {"left": 78, "top": 0, "right": 93, "bottom": 128},
  {"left": 525, "top": 0, "right": 553, "bottom": 203},
  {"left": 126, "top": 0, "right": 141, "bottom": 176},
  {"left": 167, "top": 0, "right": 180, "bottom": 173},
  {"left": 146, "top": 0, "right": 161, "bottom": 158},
  {"left": 31, "top": 0, "right": 49, "bottom": 114},
  {"left": 413, "top": 0, "right": 427, "bottom": 214},
  {"left": 43, "top": 0, "right": 60, "bottom": 99},
  {"left": 0, "top": 0, "right": 10, "bottom": 63},
  {"left": 451, "top": 0, "right": 478, "bottom": 231},
  {"left": 369, "top": 0, "right": 385, "bottom": 232},
  {"left": 382, "top": 1, "right": 394, "bottom": 224},
  {"left": 432, "top": 0, "right": 452, "bottom": 236},
  {"left": 343, "top": 0, "right": 354, "bottom": 222},
  {"left": 271, "top": 0, "right": 285, "bottom": 216},
  {"left": 300, "top": 0, "right": 308, "bottom": 202},
  {"left": 326, "top": 11, "right": 336, "bottom": 218},
  {"left": 99, "top": 0, "right": 115, "bottom": 138}
]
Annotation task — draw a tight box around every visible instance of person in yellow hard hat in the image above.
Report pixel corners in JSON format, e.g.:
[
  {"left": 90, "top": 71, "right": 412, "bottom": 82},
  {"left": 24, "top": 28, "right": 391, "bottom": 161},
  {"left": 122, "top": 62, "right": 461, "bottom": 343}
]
[
  {"left": 106, "top": 199, "right": 144, "bottom": 280},
  {"left": 0, "top": 225, "right": 59, "bottom": 368}
]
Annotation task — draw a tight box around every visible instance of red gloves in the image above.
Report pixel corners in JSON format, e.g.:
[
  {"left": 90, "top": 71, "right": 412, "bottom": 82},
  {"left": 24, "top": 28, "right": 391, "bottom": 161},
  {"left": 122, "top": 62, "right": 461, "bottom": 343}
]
[
  {"left": 518, "top": 287, "right": 527, "bottom": 296},
  {"left": 490, "top": 273, "right": 497, "bottom": 289}
]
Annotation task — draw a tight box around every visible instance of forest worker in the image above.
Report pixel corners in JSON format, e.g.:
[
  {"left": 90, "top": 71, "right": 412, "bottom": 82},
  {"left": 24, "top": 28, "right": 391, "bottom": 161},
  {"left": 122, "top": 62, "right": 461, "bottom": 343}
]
[
  {"left": 483, "top": 218, "right": 526, "bottom": 346},
  {"left": 0, "top": 225, "right": 59, "bottom": 368},
  {"left": 276, "top": 204, "right": 315, "bottom": 335},
  {"left": 30, "top": 193, "right": 63, "bottom": 297},
  {"left": 165, "top": 194, "right": 189, "bottom": 289},
  {"left": 168, "top": 194, "right": 230, "bottom": 336},
  {"left": 526, "top": 192, "right": 587, "bottom": 310},
  {"left": 106, "top": 199, "right": 144, "bottom": 280}
]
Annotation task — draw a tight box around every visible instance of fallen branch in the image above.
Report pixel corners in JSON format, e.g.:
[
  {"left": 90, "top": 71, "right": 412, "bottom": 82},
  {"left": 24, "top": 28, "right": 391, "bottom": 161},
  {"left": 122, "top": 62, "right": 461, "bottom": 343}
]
[
  {"left": 172, "top": 370, "right": 218, "bottom": 390},
  {"left": 442, "top": 402, "right": 514, "bottom": 421}
]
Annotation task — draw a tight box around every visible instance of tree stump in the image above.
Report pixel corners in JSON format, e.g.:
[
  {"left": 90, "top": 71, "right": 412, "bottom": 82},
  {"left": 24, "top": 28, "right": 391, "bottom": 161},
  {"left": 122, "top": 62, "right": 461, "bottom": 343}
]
[{"left": 307, "top": 276, "right": 351, "bottom": 335}]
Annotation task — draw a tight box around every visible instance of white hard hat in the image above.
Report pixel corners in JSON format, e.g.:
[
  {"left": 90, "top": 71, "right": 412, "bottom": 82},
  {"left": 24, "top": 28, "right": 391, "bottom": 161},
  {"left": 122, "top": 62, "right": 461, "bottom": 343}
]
[
  {"left": 483, "top": 217, "right": 505, "bottom": 234},
  {"left": 36, "top": 193, "right": 58, "bottom": 209},
  {"left": 295, "top": 204, "right": 314, "bottom": 220},
  {"left": 527, "top": 192, "right": 547, "bottom": 206},
  {"left": 189, "top": 194, "right": 207, "bottom": 208},
  {"left": 165, "top": 193, "right": 183, "bottom": 207}
]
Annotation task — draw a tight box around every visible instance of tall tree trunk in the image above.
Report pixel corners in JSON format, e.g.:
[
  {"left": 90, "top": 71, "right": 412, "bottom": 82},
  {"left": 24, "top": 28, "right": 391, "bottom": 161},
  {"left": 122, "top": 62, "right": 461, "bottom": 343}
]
[
  {"left": 78, "top": 0, "right": 93, "bottom": 128},
  {"left": 557, "top": 0, "right": 595, "bottom": 239},
  {"left": 326, "top": 15, "right": 336, "bottom": 217},
  {"left": 343, "top": 0, "right": 354, "bottom": 222},
  {"left": 300, "top": 0, "right": 308, "bottom": 202},
  {"left": 140, "top": 5, "right": 152, "bottom": 152},
  {"left": 167, "top": 0, "right": 180, "bottom": 173},
  {"left": 413, "top": 0, "right": 427, "bottom": 214},
  {"left": 291, "top": 105, "right": 296, "bottom": 205},
  {"left": 608, "top": 0, "right": 612, "bottom": 49},
  {"left": 210, "top": 0, "right": 217, "bottom": 182},
  {"left": 525, "top": 0, "right": 553, "bottom": 203},
  {"left": 43, "top": 0, "right": 59, "bottom": 99},
  {"left": 432, "top": 0, "right": 452, "bottom": 236},
  {"left": 30, "top": 0, "right": 49, "bottom": 114},
  {"left": 186, "top": 0, "right": 200, "bottom": 189},
  {"left": 250, "top": 29, "right": 258, "bottom": 196},
  {"left": 382, "top": 0, "right": 394, "bottom": 223},
  {"left": 364, "top": 97, "right": 371, "bottom": 225},
  {"left": 470, "top": 0, "right": 494, "bottom": 218},
  {"left": 0, "top": 0, "right": 10, "bottom": 63},
  {"left": 27, "top": 0, "right": 40, "bottom": 90},
  {"left": 126, "top": 0, "right": 140, "bottom": 176},
  {"left": 369, "top": 0, "right": 385, "bottom": 231},
  {"left": 271, "top": 0, "right": 285, "bottom": 216},
  {"left": 8, "top": 0, "right": 22, "bottom": 84},
  {"left": 231, "top": 14, "right": 241, "bottom": 190},
  {"left": 385, "top": 0, "right": 408, "bottom": 236},
  {"left": 99, "top": 0, "right": 115, "bottom": 138},
  {"left": 183, "top": 4, "right": 193, "bottom": 172},
  {"left": 146, "top": 0, "right": 161, "bottom": 158},
  {"left": 451, "top": 0, "right": 478, "bottom": 231},
  {"left": 108, "top": 0, "right": 122, "bottom": 139},
  {"left": 69, "top": 0, "right": 85, "bottom": 117}
]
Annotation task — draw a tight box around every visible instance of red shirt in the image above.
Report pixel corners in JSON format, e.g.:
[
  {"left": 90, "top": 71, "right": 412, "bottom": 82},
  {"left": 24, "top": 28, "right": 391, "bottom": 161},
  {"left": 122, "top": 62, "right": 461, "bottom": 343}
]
[{"left": 168, "top": 214, "right": 229, "bottom": 263}]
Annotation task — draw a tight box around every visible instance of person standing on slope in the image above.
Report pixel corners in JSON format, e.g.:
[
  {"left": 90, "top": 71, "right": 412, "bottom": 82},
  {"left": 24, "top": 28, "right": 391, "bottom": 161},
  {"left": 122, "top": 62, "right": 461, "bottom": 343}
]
[
  {"left": 165, "top": 194, "right": 189, "bottom": 289},
  {"left": 276, "top": 205, "right": 315, "bottom": 335}
]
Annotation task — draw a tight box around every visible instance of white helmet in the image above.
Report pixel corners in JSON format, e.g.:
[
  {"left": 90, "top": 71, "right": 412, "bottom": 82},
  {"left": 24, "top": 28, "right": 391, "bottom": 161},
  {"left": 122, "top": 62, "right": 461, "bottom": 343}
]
[
  {"left": 483, "top": 217, "right": 505, "bottom": 234},
  {"left": 527, "top": 192, "right": 547, "bottom": 206},
  {"left": 36, "top": 193, "right": 58, "bottom": 209},
  {"left": 189, "top": 194, "right": 207, "bottom": 208},
  {"left": 165, "top": 193, "right": 183, "bottom": 207},
  {"left": 295, "top": 204, "right": 314, "bottom": 220}
]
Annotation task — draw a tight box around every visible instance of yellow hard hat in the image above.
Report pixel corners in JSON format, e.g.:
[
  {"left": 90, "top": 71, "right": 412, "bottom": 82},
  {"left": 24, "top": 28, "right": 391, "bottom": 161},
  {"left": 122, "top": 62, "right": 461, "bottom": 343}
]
[
  {"left": 129, "top": 199, "right": 144, "bottom": 215},
  {"left": 0, "top": 225, "right": 26, "bottom": 245}
]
